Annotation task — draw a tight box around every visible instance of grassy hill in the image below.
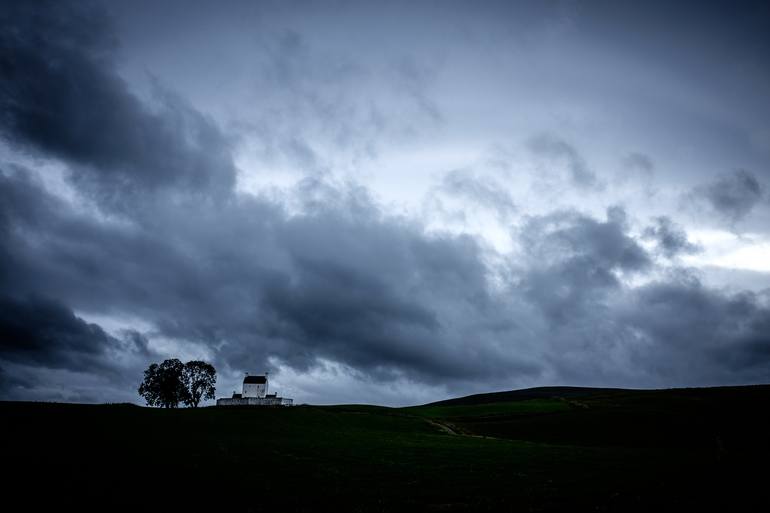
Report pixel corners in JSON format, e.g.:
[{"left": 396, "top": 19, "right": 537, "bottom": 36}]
[
  {"left": 410, "top": 384, "right": 770, "bottom": 448},
  {"left": 423, "top": 385, "right": 625, "bottom": 406},
  {"left": 4, "top": 385, "right": 770, "bottom": 511}
]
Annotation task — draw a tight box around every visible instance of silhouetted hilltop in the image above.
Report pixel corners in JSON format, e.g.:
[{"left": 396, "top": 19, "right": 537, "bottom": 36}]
[
  {"left": 425, "top": 386, "right": 624, "bottom": 406},
  {"left": 425, "top": 383, "right": 770, "bottom": 407}
]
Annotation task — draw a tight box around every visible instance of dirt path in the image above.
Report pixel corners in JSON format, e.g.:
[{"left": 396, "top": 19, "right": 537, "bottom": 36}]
[
  {"left": 424, "top": 418, "right": 508, "bottom": 442},
  {"left": 425, "top": 418, "right": 460, "bottom": 435}
]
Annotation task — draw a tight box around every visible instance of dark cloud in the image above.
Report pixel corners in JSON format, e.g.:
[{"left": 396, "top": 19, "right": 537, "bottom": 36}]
[
  {"left": 0, "top": 365, "right": 29, "bottom": 394},
  {"left": 643, "top": 216, "right": 701, "bottom": 258},
  {"left": 0, "top": 162, "right": 540, "bottom": 391},
  {"left": 261, "top": 203, "right": 506, "bottom": 381},
  {"left": 529, "top": 134, "right": 600, "bottom": 189},
  {"left": 0, "top": 165, "right": 52, "bottom": 235},
  {"left": 620, "top": 277, "right": 770, "bottom": 383},
  {"left": 0, "top": 0, "right": 236, "bottom": 208},
  {"left": 0, "top": 294, "right": 119, "bottom": 374},
  {"left": 0, "top": 295, "right": 101, "bottom": 369},
  {"left": 518, "top": 207, "right": 651, "bottom": 323},
  {"left": 540, "top": 269, "right": 770, "bottom": 387},
  {"left": 690, "top": 170, "right": 763, "bottom": 225},
  {"left": 521, "top": 207, "right": 650, "bottom": 273}
]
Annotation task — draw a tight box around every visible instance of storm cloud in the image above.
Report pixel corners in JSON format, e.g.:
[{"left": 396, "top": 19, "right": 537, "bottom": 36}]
[
  {"left": 690, "top": 170, "right": 764, "bottom": 225},
  {"left": 1, "top": 1, "right": 769, "bottom": 405},
  {"left": 0, "top": 1, "right": 236, "bottom": 207},
  {"left": 643, "top": 216, "right": 701, "bottom": 259},
  {"left": 0, "top": 294, "right": 118, "bottom": 372}
]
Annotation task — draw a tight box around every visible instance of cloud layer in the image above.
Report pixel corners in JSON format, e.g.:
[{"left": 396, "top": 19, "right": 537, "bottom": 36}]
[{"left": 1, "top": 1, "right": 769, "bottom": 405}]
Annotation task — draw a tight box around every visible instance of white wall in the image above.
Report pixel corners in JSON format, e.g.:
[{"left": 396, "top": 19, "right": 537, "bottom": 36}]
[{"left": 242, "top": 382, "right": 267, "bottom": 398}]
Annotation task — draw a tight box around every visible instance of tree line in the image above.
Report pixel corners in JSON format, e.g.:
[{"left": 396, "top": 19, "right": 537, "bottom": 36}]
[{"left": 138, "top": 359, "right": 216, "bottom": 408}]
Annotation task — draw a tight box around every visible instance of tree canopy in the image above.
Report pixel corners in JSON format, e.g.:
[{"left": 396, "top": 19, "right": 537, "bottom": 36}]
[
  {"left": 182, "top": 360, "right": 217, "bottom": 408},
  {"left": 138, "top": 359, "right": 216, "bottom": 408}
]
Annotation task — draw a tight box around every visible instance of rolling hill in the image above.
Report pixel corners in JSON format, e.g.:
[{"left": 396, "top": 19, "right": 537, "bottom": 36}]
[{"left": 4, "top": 384, "right": 770, "bottom": 511}]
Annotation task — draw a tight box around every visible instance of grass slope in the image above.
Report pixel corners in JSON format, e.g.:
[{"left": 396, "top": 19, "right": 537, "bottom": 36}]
[
  {"left": 4, "top": 385, "right": 770, "bottom": 512},
  {"left": 423, "top": 386, "right": 625, "bottom": 406}
]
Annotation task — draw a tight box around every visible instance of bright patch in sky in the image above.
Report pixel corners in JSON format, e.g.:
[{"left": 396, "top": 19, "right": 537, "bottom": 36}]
[{"left": 686, "top": 230, "right": 770, "bottom": 273}]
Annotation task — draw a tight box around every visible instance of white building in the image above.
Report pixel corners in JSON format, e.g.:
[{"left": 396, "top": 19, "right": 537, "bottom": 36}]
[
  {"left": 242, "top": 374, "right": 268, "bottom": 398},
  {"left": 216, "top": 373, "right": 293, "bottom": 406}
]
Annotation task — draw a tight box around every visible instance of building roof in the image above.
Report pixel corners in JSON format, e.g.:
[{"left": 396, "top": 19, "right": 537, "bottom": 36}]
[{"left": 243, "top": 375, "right": 267, "bottom": 384}]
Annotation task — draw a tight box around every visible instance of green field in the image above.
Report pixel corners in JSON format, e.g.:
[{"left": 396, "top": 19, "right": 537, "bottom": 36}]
[{"left": 4, "top": 385, "right": 770, "bottom": 511}]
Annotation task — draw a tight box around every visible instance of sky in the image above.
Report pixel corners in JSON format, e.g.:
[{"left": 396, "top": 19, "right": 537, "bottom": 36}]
[{"left": 1, "top": 0, "right": 769, "bottom": 406}]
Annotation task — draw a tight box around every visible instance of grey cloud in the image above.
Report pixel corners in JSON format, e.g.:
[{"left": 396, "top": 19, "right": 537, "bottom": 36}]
[
  {"left": 542, "top": 272, "right": 770, "bottom": 387},
  {"left": 623, "top": 152, "right": 654, "bottom": 173},
  {"left": 529, "top": 133, "right": 600, "bottom": 189},
  {"left": 436, "top": 169, "right": 516, "bottom": 221},
  {"left": 4, "top": 157, "right": 770, "bottom": 399},
  {"left": 617, "top": 152, "right": 654, "bottom": 184},
  {"left": 244, "top": 27, "right": 442, "bottom": 175},
  {"left": 643, "top": 216, "right": 701, "bottom": 258},
  {"left": 391, "top": 56, "right": 443, "bottom": 124},
  {"left": 620, "top": 278, "right": 770, "bottom": 383},
  {"left": 505, "top": 210, "right": 770, "bottom": 388},
  {"left": 0, "top": 165, "right": 53, "bottom": 235},
  {"left": 260, "top": 29, "right": 310, "bottom": 91},
  {"left": 520, "top": 207, "right": 650, "bottom": 273},
  {"left": 614, "top": 151, "right": 657, "bottom": 196},
  {"left": 282, "top": 137, "right": 325, "bottom": 176},
  {"left": 690, "top": 169, "right": 763, "bottom": 225},
  {"left": 517, "top": 207, "right": 651, "bottom": 323},
  {"left": 0, "top": 365, "right": 29, "bottom": 394},
  {"left": 1, "top": 163, "right": 539, "bottom": 389},
  {"left": 0, "top": 1, "right": 236, "bottom": 208},
  {"left": 0, "top": 294, "right": 120, "bottom": 375},
  {"left": 193, "top": 192, "right": 532, "bottom": 383}
]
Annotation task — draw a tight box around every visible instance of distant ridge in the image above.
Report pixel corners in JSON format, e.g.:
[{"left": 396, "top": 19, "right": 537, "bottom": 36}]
[
  {"left": 425, "top": 384, "right": 770, "bottom": 407},
  {"left": 425, "top": 386, "right": 624, "bottom": 407}
]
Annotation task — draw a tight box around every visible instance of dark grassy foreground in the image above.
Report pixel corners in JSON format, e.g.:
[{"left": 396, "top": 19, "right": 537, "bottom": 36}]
[{"left": 4, "top": 385, "right": 770, "bottom": 512}]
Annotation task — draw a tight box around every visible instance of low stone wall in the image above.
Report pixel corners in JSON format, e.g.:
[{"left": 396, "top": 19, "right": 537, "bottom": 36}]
[{"left": 216, "top": 397, "right": 293, "bottom": 406}]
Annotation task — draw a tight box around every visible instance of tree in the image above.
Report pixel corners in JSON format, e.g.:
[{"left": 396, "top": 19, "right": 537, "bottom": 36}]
[
  {"left": 138, "top": 358, "right": 186, "bottom": 408},
  {"left": 138, "top": 358, "right": 217, "bottom": 408},
  {"left": 181, "top": 360, "right": 216, "bottom": 408}
]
